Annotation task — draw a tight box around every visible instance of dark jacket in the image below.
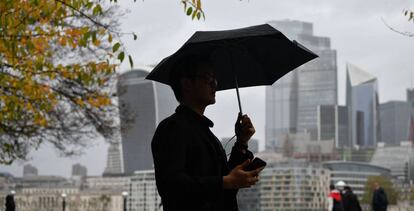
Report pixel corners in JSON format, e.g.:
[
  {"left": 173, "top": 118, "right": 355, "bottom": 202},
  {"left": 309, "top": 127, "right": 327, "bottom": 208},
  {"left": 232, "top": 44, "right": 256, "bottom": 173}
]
[
  {"left": 5, "top": 195, "right": 15, "bottom": 211},
  {"left": 342, "top": 190, "right": 362, "bottom": 211},
  {"left": 372, "top": 187, "right": 388, "bottom": 211},
  {"left": 152, "top": 105, "right": 253, "bottom": 211}
]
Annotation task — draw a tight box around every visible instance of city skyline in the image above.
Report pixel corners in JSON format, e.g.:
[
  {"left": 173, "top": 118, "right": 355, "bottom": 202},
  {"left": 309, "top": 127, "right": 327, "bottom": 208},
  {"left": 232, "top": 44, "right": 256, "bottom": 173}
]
[{"left": 1, "top": 0, "right": 414, "bottom": 177}]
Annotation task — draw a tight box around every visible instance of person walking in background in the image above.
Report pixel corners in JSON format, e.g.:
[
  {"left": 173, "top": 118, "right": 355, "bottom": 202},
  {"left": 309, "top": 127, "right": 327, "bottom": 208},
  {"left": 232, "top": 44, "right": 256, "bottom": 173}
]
[
  {"left": 327, "top": 184, "right": 343, "bottom": 211},
  {"left": 342, "top": 186, "right": 362, "bottom": 211},
  {"left": 5, "top": 194, "right": 16, "bottom": 211},
  {"left": 372, "top": 182, "right": 388, "bottom": 211}
]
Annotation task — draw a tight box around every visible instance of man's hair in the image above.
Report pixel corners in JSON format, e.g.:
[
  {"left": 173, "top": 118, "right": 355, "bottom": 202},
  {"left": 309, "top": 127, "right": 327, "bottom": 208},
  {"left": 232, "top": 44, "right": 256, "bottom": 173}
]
[
  {"left": 329, "top": 184, "right": 335, "bottom": 190},
  {"left": 169, "top": 54, "right": 213, "bottom": 102},
  {"left": 344, "top": 186, "right": 352, "bottom": 191}
]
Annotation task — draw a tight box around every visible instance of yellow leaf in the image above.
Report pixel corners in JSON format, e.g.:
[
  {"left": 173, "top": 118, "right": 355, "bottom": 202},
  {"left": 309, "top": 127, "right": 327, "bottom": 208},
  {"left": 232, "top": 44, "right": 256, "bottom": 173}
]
[
  {"left": 93, "top": 39, "right": 101, "bottom": 46},
  {"left": 76, "top": 98, "right": 85, "bottom": 107},
  {"left": 59, "top": 37, "right": 67, "bottom": 46}
]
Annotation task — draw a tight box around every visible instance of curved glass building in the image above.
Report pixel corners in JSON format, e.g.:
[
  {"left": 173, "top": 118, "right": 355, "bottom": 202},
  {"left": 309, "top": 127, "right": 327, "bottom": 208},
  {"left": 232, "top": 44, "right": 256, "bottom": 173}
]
[
  {"left": 346, "top": 63, "right": 380, "bottom": 148},
  {"left": 323, "top": 161, "right": 390, "bottom": 198},
  {"left": 117, "top": 69, "right": 177, "bottom": 175}
]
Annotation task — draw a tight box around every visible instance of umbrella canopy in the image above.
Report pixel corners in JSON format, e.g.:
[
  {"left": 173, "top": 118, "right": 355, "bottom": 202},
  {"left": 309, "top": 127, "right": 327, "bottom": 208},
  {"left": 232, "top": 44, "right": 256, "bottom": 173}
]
[{"left": 146, "top": 24, "right": 318, "bottom": 113}]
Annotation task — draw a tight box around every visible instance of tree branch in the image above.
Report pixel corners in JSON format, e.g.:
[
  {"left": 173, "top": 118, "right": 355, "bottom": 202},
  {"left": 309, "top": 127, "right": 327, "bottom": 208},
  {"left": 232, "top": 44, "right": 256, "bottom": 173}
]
[{"left": 381, "top": 17, "right": 414, "bottom": 37}]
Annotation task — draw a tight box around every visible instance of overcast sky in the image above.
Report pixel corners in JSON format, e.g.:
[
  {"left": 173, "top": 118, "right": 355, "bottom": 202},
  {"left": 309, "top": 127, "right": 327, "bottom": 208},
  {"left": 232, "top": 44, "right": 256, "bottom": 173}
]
[{"left": 1, "top": 0, "right": 413, "bottom": 177}]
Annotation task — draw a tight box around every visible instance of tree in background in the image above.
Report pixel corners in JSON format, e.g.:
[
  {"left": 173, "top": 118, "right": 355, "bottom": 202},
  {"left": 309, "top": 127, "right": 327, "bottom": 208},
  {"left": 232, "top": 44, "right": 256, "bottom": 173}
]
[
  {"left": 383, "top": 7, "right": 414, "bottom": 37},
  {"left": 0, "top": 0, "right": 204, "bottom": 164},
  {"left": 361, "top": 175, "right": 399, "bottom": 205}
]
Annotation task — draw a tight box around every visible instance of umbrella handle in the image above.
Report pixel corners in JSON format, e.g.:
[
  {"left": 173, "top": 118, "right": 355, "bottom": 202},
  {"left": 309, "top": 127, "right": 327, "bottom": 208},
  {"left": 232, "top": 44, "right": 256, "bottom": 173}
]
[
  {"left": 235, "top": 85, "right": 243, "bottom": 115},
  {"left": 234, "top": 67, "right": 243, "bottom": 115}
]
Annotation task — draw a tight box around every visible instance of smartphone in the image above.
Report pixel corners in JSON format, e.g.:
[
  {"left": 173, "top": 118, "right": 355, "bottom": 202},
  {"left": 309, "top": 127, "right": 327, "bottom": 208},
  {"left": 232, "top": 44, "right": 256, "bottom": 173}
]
[{"left": 244, "top": 157, "right": 267, "bottom": 171}]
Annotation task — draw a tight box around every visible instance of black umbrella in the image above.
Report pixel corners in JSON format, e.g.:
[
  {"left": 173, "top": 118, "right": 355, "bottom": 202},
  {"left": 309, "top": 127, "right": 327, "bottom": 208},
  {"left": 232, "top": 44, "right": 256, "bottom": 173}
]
[{"left": 146, "top": 24, "right": 318, "bottom": 114}]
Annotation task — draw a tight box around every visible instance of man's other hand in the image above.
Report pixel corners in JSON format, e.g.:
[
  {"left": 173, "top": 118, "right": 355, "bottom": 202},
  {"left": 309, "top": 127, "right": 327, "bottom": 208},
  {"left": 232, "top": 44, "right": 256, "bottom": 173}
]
[{"left": 223, "top": 159, "right": 264, "bottom": 189}]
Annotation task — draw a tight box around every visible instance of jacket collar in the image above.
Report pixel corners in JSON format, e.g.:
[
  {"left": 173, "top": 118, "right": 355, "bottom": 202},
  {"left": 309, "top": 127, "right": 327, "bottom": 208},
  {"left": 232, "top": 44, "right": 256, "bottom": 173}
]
[{"left": 176, "top": 105, "right": 214, "bottom": 128}]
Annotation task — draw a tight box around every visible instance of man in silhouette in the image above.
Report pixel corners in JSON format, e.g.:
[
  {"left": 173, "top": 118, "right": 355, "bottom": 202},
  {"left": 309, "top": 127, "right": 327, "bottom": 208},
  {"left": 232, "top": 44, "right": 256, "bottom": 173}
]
[
  {"left": 5, "top": 194, "right": 16, "bottom": 211},
  {"left": 151, "top": 55, "right": 264, "bottom": 211},
  {"left": 342, "top": 186, "right": 362, "bottom": 211},
  {"left": 372, "top": 182, "right": 388, "bottom": 211}
]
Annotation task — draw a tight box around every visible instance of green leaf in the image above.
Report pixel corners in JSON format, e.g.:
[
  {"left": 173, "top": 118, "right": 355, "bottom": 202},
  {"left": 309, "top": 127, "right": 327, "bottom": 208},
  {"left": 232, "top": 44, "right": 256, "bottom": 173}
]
[
  {"left": 86, "top": 2, "right": 94, "bottom": 9},
  {"left": 112, "top": 43, "right": 121, "bottom": 52},
  {"left": 92, "top": 31, "right": 97, "bottom": 43},
  {"left": 118, "top": 52, "right": 125, "bottom": 62},
  {"left": 128, "top": 55, "right": 134, "bottom": 68},
  {"left": 79, "top": 38, "right": 87, "bottom": 47},
  {"left": 186, "top": 7, "right": 193, "bottom": 16},
  {"left": 93, "top": 4, "right": 103, "bottom": 16},
  {"left": 192, "top": 10, "right": 197, "bottom": 20},
  {"left": 108, "top": 34, "right": 113, "bottom": 43},
  {"left": 133, "top": 33, "right": 137, "bottom": 40},
  {"left": 84, "top": 31, "right": 91, "bottom": 41},
  {"left": 197, "top": 12, "right": 201, "bottom": 20}
]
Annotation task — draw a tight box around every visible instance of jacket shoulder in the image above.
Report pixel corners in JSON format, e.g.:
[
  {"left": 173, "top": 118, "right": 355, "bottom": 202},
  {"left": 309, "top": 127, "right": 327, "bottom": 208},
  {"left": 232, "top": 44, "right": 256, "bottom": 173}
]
[{"left": 157, "top": 112, "right": 189, "bottom": 129}]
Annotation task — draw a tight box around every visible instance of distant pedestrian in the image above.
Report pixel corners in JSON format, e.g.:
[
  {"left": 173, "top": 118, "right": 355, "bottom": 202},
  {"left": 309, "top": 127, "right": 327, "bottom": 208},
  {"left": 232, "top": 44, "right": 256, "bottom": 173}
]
[
  {"left": 5, "top": 194, "right": 15, "bottom": 211},
  {"left": 342, "top": 186, "right": 362, "bottom": 211},
  {"left": 328, "top": 184, "right": 344, "bottom": 211},
  {"left": 372, "top": 182, "right": 388, "bottom": 211}
]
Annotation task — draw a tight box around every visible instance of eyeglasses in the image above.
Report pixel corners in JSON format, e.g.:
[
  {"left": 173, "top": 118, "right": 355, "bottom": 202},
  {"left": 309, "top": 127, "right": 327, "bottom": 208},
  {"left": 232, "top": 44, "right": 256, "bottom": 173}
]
[{"left": 194, "top": 74, "right": 218, "bottom": 86}]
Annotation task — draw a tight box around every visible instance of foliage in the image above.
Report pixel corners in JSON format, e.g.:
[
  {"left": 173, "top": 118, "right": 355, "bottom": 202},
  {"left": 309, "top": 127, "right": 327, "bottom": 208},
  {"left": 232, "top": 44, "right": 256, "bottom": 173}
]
[
  {"left": 404, "top": 9, "right": 414, "bottom": 22},
  {"left": 361, "top": 175, "right": 399, "bottom": 205},
  {"left": 182, "top": 0, "right": 205, "bottom": 20},
  {"left": 0, "top": 0, "right": 205, "bottom": 164}
]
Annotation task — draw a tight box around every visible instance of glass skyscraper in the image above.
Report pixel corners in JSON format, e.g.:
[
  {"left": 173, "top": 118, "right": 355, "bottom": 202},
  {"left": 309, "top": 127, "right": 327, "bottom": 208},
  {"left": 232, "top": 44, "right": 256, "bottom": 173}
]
[
  {"left": 317, "top": 105, "right": 349, "bottom": 148},
  {"left": 265, "top": 20, "right": 337, "bottom": 149},
  {"left": 117, "top": 69, "right": 177, "bottom": 175},
  {"left": 407, "top": 88, "right": 414, "bottom": 102},
  {"left": 380, "top": 101, "right": 414, "bottom": 146},
  {"left": 346, "top": 63, "right": 380, "bottom": 148}
]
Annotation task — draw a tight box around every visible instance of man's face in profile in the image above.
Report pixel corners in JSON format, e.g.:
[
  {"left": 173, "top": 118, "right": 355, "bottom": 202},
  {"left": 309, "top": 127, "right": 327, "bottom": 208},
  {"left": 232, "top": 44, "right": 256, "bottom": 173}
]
[
  {"left": 184, "top": 64, "right": 218, "bottom": 106},
  {"left": 374, "top": 182, "right": 379, "bottom": 190}
]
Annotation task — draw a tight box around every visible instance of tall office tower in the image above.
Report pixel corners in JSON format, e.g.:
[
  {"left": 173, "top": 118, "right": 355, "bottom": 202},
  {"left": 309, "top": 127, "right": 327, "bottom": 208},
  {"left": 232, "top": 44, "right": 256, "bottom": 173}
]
[
  {"left": 317, "top": 105, "right": 349, "bottom": 148},
  {"left": 265, "top": 69, "right": 299, "bottom": 150},
  {"left": 103, "top": 141, "right": 123, "bottom": 176},
  {"left": 72, "top": 163, "right": 88, "bottom": 177},
  {"left": 408, "top": 88, "right": 414, "bottom": 102},
  {"left": 265, "top": 20, "right": 337, "bottom": 149},
  {"left": 118, "top": 69, "right": 177, "bottom": 175},
  {"left": 380, "top": 101, "right": 414, "bottom": 146},
  {"left": 23, "top": 164, "right": 38, "bottom": 177},
  {"left": 346, "top": 63, "right": 380, "bottom": 148}
]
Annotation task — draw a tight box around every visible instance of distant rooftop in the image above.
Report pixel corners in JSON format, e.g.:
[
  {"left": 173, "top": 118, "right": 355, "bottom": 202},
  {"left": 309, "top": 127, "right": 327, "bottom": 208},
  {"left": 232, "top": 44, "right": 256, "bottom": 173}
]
[{"left": 347, "top": 63, "right": 376, "bottom": 86}]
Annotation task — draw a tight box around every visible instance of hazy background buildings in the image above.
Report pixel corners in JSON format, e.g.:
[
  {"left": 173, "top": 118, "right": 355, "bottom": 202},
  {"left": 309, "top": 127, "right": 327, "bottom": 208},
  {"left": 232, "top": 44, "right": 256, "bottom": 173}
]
[{"left": 265, "top": 20, "right": 338, "bottom": 149}]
